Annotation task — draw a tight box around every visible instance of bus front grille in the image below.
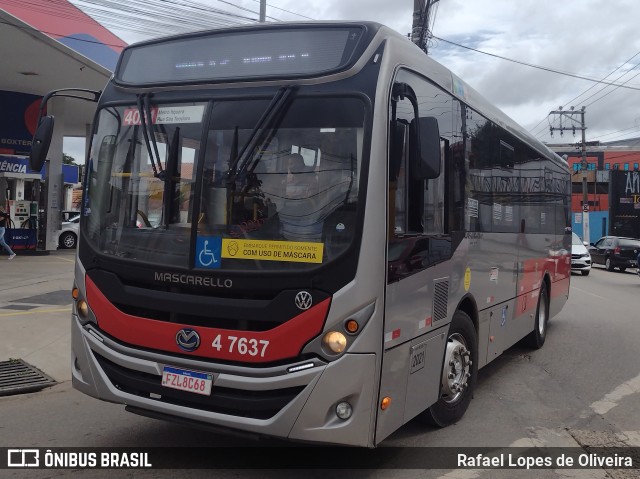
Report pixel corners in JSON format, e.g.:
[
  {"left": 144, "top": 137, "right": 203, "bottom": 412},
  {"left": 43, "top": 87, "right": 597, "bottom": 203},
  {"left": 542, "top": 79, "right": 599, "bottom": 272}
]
[{"left": 94, "top": 353, "right": 305, "bottom": 420}]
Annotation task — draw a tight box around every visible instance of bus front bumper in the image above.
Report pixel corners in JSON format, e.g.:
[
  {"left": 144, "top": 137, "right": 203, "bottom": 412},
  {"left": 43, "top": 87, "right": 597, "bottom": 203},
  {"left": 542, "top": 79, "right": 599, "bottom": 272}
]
[{"left": 71, "top": 315, "right": 377, "bottom": 447}]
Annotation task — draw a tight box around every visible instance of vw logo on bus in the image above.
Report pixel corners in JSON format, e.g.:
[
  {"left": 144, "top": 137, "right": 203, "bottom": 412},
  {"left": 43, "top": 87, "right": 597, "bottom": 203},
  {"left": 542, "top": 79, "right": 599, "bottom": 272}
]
[
  {"left": 176, "top": 328, "right": 201, "bottom": 352},
  {"left": 295, "top": 291, "right": 313, "bottom": 310}
]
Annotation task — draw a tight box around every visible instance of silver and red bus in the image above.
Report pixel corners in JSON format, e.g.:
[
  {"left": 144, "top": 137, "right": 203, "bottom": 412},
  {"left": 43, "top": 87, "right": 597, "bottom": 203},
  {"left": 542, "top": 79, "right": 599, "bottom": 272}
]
[{"left": 31, "top": 21, "right": 571, "bottom": 447}]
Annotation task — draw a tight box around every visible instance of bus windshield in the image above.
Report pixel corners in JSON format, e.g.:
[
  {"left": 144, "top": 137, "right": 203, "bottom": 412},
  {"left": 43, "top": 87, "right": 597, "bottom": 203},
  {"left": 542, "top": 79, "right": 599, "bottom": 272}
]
[{"left": 84, "top": 95, "right": 365, "bottom": 271}]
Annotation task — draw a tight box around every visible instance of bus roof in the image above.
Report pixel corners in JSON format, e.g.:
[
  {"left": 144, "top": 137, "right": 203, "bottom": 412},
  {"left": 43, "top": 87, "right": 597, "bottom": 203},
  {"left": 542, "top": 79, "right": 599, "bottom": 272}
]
[{"left": 113, "top": 20, "right": 565, "bottom": 169}]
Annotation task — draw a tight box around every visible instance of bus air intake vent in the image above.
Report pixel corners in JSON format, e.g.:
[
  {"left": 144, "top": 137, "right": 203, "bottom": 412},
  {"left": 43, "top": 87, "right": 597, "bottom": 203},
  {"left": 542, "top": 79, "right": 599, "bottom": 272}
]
[{"left": 433, "top": 279, "right": 449, "bottom": 322}]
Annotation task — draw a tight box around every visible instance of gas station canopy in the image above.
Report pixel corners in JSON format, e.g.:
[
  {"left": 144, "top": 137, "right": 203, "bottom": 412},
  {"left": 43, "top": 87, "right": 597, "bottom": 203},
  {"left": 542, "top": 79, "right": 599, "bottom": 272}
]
[
  {"left": 0, "top": 0, "right": 127, "bottom": 139},
  {"left": 0, "top": 0, "right": 127, "bottom": 251}
]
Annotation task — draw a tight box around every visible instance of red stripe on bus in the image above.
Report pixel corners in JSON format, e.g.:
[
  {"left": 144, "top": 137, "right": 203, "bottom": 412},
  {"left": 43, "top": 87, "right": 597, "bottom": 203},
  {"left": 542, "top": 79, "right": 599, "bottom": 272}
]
[{"left": 85, "top": 276, "right": 330, "bottom": 363}]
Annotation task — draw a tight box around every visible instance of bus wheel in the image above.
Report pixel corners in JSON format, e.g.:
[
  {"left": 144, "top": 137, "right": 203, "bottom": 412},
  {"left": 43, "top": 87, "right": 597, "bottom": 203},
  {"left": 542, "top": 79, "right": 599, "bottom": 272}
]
[
  {"left": 525, "top": 282, "right": 549, "bottom": 349},
  {"left": 422, "top": 310, "right": 477, "bottom": 427}
]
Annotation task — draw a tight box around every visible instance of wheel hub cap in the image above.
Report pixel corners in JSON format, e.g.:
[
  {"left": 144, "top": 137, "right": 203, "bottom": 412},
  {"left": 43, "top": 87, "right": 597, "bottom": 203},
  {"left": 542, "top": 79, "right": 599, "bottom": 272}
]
[{"left": 441, "top": 335, "right": 472, "bottom": 403}]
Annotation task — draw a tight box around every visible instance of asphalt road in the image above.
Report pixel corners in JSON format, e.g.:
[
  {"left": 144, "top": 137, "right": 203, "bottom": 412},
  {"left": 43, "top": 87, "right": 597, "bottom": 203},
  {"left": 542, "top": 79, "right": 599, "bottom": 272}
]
[{"left": 0, "top": 258, "right": 638, "bottom": 478}]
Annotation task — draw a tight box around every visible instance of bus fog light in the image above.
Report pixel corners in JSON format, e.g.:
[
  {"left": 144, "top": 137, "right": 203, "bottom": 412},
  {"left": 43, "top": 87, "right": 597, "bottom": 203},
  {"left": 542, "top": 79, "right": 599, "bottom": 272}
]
[
  {"left": 322, "top": 331, "right": 347, "bottom": 354},
  {"left": 336, "top": 401, "right": 352, "bottom": 420}
]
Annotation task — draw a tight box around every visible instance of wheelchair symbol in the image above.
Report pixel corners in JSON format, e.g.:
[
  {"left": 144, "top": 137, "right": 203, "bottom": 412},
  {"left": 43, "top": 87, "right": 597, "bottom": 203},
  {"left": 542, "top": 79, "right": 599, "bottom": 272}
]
[{"left": 199, "top": 240, "right": 218, "bottom": 266}]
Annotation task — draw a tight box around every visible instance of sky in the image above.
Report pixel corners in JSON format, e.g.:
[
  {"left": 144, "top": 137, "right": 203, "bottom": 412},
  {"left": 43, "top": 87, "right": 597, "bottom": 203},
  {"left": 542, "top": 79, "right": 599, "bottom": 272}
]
[{"left": 64, "top": 0, "right": 640, "bottom": 161}]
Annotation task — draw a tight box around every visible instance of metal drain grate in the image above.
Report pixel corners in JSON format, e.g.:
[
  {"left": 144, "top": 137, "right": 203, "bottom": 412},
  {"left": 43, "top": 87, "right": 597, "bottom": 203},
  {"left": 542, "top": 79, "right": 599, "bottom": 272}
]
[{"left": 0, "top": 359, "right": 56, "bottom": 396}]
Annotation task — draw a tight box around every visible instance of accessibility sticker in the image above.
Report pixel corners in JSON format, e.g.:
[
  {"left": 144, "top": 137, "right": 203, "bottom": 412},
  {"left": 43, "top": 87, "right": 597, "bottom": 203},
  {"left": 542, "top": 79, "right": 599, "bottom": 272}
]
[
  {"left": 221, "top": 239, "right": 324, "bottom": 264},
  {"left": 195, "top": 236, "right": 222, "bottom": 269}
]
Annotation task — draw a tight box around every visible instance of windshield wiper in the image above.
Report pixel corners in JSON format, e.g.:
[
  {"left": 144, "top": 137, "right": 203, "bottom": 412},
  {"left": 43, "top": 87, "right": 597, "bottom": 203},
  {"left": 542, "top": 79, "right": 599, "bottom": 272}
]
[
  {"left": 227, "top": 86, "right": 296, "bottom": 185},
  {"left": 224, "top": 86, "right": 296, "bottom": 228},
  {"left": 137, "top": 94, "right": 166, "bottom": 180}
]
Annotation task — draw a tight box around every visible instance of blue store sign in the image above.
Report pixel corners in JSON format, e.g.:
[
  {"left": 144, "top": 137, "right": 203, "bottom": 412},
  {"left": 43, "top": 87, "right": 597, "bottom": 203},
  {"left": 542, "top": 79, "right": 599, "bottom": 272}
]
[{"left": 0, "top": 155, "right": 79, "bottom": 183}]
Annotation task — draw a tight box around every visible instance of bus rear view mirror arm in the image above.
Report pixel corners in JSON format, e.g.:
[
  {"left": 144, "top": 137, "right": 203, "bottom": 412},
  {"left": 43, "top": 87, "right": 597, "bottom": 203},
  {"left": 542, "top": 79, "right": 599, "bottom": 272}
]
[{"left": 29, "top": 88, "right": 101, "bottom": 171}]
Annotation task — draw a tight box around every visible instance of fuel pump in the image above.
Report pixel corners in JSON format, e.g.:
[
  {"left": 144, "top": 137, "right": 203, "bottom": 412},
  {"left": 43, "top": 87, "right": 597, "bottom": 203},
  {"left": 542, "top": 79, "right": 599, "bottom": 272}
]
[{"left": 7, "top": 200, "right": 38, "bottom": 250}]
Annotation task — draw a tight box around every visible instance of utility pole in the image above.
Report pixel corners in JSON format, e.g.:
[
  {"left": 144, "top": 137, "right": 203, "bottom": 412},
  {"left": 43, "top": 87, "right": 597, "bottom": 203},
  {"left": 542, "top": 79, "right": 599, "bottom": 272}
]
[
  {"left": 412, "top": 0, "right": 423, "bottom": 45},
  {"left": 411, "top": 0, "right": 440, "bottom": 54},
  {"left": 259, "top": 0, "right": 266, "bottom": 22},
  {"left": 549, "top": 106, "right": 589, "bottom": 244}
]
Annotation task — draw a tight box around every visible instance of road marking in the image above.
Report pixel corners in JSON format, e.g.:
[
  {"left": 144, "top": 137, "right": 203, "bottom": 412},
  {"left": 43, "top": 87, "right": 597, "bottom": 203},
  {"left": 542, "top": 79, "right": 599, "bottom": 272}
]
[
  {"left": 570, "top": 286, "right": 607, "bottom": 300},
  {"left": 54, "top": 256, "right": 75, "bottom": 263},
  {"left": 0, "top": 307, "right": 71, "bottom": 318},
  {"left": 590, "top": 372, "right": 640, "bottom": 415}
]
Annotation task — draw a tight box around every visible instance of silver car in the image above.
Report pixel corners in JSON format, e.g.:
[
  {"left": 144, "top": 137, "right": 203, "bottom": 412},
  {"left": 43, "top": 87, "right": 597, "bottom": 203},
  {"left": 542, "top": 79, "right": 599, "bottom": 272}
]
[
  {"left": 571, "top": 232, "right": 591, "bottom": 276},
  {"left": 58, "top": 214, "right": 79, "bottom": 249}
]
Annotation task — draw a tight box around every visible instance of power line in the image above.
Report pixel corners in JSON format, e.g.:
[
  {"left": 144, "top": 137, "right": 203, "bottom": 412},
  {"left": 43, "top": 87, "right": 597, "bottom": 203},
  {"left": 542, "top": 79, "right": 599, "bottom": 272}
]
[
  {"left": 433, "top": 35, "right": 640, "bottom": 141},
  {"left": 591, "top": 124, "right": 640, "bottom": 141},
  {"left": 432, "top": 35, "right": 640, "bottom": 91},
  {"left": 561, "top": 51, "right": 640, "bottom": 108},
  {"left": 213, "top": 0, "right": 280, "bottom": 22},
  {"left": 529, "top": 53, "right": 640, "bottom": 139},
  {"left": 246, "top": 0, "right": 315, "bottom": 20},
  {"left": 583, "top": 70, "right": 640, "bottom": 108}
]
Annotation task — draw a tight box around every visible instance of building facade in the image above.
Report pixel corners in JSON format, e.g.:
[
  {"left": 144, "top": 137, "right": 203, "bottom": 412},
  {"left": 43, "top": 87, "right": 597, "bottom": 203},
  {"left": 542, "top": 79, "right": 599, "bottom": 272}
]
[{"left": 551, "top": 140, "right": 640, "bottom": 241}]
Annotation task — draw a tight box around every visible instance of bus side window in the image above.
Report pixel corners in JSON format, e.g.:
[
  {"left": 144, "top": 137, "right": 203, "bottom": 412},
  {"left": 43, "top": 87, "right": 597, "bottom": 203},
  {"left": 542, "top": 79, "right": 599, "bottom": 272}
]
[{"left": 387, "top": 70, "right": 457, "bottom": 283}]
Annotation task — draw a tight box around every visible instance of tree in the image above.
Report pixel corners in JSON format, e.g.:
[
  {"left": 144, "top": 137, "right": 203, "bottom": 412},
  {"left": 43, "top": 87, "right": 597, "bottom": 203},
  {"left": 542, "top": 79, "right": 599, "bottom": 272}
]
[{"left": 63, "top": 153, "right": 77, "bottom": 165}]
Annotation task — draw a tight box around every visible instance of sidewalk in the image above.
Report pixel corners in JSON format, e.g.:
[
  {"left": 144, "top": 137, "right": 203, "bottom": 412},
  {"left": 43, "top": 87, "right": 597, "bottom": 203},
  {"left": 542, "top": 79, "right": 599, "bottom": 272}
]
[{"left": 0, "top": 249, "right": 76, "bottom": 383}]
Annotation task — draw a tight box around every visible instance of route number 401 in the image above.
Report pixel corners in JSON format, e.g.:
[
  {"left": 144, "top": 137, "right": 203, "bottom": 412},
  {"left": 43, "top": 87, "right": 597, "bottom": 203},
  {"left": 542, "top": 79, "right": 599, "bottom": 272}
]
[{"left": 211, "top": 334, "right": 270, "bottom": 358}]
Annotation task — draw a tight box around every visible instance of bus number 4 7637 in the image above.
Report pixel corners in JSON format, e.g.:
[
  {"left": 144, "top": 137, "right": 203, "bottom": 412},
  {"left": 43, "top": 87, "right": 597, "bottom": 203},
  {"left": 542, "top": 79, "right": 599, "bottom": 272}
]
[{"left": 211, "top": 334, "right": 270, "bottom": 358}]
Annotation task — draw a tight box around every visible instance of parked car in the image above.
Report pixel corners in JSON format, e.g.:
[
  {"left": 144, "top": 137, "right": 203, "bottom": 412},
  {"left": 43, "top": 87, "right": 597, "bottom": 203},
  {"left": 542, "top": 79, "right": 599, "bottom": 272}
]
[
  {"left": 58, "top": 214, "right": 79, "bottom": 249},
  {"left": 61, "top": 210, "right": 80, "bottom": 222},
  {"left": 588, "top": 236, "right": 640, "bottom": 272},
  {"left": 571, "top": 232, "right": 591, "bottom": 276}
]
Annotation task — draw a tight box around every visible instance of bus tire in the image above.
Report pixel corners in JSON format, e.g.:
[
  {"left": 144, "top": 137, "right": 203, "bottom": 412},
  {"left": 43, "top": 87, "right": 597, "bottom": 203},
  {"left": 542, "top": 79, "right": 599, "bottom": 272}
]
[
  {"left": 525, "top": 282, "right": 549, "bottom": 349},
  {"left": 422, "top": 310, "right": 478, "bottom": 427}
]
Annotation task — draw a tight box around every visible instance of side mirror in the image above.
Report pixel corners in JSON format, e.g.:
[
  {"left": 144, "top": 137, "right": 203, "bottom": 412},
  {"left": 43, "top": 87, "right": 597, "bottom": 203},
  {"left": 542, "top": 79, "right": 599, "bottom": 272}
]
[
  {"left": 410, "top": 117, "right": 441, "bottom": 180},
  {"left": 583, "top": 241, "right": 588, "bottom": 247},
  {"left": 29, "top": 115, "right": 55, "bottom": 171}
]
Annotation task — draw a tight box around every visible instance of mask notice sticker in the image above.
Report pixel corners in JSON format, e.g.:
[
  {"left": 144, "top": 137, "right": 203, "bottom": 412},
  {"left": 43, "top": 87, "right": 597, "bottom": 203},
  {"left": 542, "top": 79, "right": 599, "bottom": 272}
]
[{"left": 221, "top": 239, "right": 324, "bottom": 263}]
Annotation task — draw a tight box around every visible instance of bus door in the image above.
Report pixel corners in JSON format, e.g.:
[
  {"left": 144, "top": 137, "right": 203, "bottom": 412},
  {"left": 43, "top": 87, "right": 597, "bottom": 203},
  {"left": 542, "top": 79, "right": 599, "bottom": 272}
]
[
  {"left": 482, "top": 139, "right": 521, "bottom": 359},
  {"left": 513, "top": 153, "right": 548, "bottom": 348},
  {"left": 376, "top": 73, "right": 452, "bottom": 442}
]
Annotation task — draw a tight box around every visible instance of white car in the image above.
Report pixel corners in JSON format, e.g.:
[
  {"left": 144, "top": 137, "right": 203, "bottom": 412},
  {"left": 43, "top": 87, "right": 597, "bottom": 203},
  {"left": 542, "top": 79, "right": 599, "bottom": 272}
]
[
  {"left": 58, "top": 214, "right": 80, "bottom": 249},
  {"left": 571, "top": 232, "right": 591, "bottom": 276}
]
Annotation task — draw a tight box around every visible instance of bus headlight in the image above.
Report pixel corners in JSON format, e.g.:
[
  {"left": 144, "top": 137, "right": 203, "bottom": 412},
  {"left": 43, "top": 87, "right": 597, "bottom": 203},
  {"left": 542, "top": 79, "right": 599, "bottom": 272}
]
[
  {"left": 322, "top": 331, "right": 347, "bottom": 354},
  {"left": 77, "top": 300, "right": 89, "bottom": 318}
]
